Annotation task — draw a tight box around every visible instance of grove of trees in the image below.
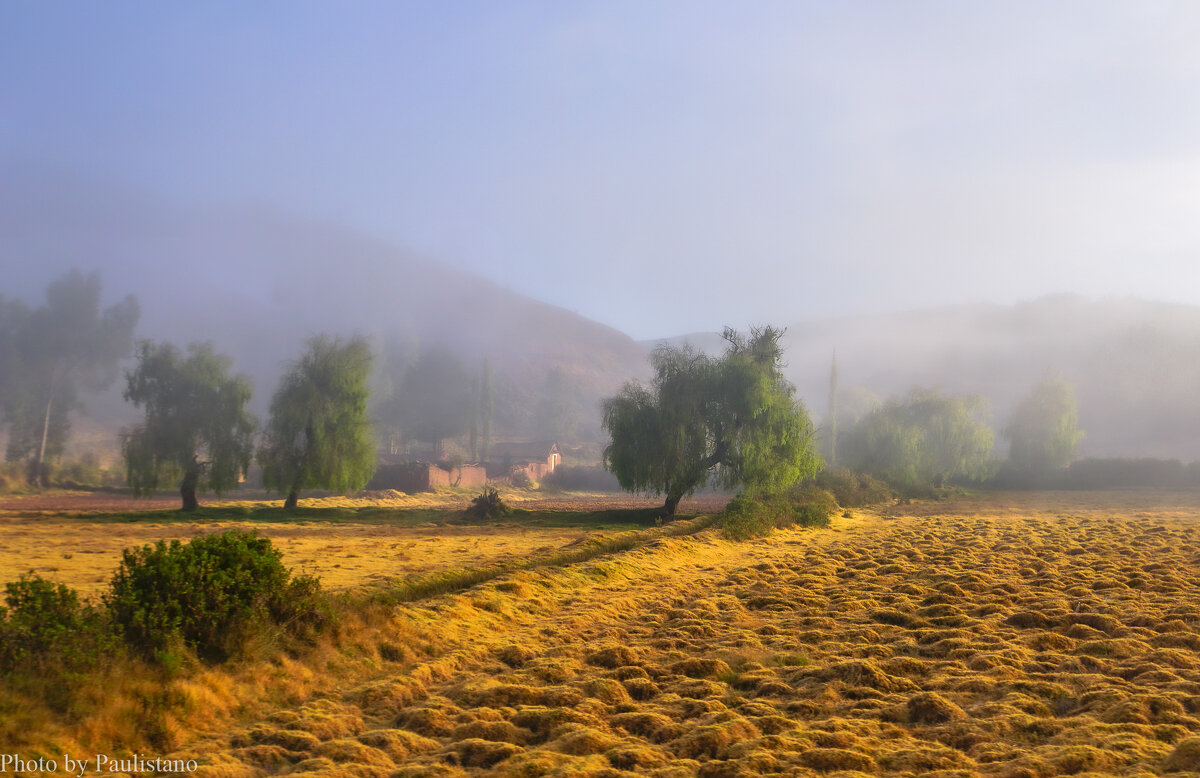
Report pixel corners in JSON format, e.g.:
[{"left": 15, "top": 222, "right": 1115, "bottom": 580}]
[
  {"left": 121, "top": 341, "right": 256, "bottom": 510},
  {"left": 0, "top": 271, "right": 139, "bottom": 486},
  {"left": 258, "top": 335, "right": 375, "bottom": 510},
  {"left": 603, "top": 326, "right": 822, "bottom": 516},
  {"left": 841, "top": 389, "right": 994, "bottom": 490}
]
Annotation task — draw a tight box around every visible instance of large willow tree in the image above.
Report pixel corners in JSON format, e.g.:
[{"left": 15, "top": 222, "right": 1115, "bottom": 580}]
[
  {"left": 603, "top": 326, "right": 822, "bottom": 516},
  {"left": 258, "top": 335, "right": 375, "bottom": 510}
]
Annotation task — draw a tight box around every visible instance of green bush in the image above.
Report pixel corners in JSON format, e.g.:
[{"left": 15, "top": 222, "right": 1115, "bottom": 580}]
[
  {"left": 0, "top": 575, "right": 109, "bottom": 673},
  {"left": 466, "top": 485, "right": 510, "bottom": 520},
  {"left": 813, "top": 467, "right": 894, "bottom": 507},
  {"left": 105, "top": 530, "right": 327, "bottom": 663},
  {"left": 0, "top": 575, "right": 114, "bottom": 713},
  {"left": 720, "top": 486, "right": 837, "bottom": 540}
]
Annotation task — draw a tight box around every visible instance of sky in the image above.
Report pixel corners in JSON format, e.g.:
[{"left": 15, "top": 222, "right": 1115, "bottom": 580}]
[{"left": 5, "top": 1, "right": 1200, "bottom": 339}]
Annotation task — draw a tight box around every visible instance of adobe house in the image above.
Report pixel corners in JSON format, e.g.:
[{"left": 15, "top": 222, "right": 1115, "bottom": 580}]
[
  {"left": 488, "top": 440, "right": 561, "bottom": 483},
  {"left": 366, "top": 460, "right": 488, "bottom": 492}
]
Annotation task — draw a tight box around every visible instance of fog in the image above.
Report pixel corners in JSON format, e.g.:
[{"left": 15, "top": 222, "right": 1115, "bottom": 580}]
[{"left": 5, "top": 4, "right": 1200, "bottom": 460}]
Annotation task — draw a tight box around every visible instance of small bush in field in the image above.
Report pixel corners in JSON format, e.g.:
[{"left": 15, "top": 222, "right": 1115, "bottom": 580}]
[
  {"left": 106, "top": 530, "right": 327, "bottom": 663},
  {"left": 784, "top": 483, "right": 839, "bottom": 527},
  {"left": 720, "top": 486, "right": 837, "bottom": 540},
  {"left": 466, "top": 486, "right": 510, "bottom": 520},
  {"left": 814, "top": 467, "right": 894, "bottom": 507}
]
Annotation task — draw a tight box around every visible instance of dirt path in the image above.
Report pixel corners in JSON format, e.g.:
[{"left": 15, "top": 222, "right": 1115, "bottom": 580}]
[{"left": 171, "top": 493, "right": 1200, "bottom": 776}]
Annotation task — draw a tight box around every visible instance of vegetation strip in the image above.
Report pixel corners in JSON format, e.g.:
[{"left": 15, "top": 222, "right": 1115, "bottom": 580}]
[{"left": 376, "top": 513, "right": 719, "bottom": 604}]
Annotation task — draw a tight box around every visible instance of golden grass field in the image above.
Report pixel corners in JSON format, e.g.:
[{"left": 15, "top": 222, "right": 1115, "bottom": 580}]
[{"left": 4, "top": 490, "right": 1200, "bottom": 776}]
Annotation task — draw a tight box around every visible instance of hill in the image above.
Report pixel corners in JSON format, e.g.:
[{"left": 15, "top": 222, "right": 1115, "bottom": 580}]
[{"left": 1, "top": 165, "right": 649, "bottom": 446}]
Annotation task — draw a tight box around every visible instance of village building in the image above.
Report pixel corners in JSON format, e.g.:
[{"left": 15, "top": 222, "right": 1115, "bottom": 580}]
[{"left": 366, "top": 440, "right": 561, "bottom": 492}]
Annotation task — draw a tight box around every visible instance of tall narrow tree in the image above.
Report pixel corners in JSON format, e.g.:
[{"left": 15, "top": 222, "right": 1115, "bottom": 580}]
[{"left": 258, "top": 335, "right": 376, "bottom": 510}]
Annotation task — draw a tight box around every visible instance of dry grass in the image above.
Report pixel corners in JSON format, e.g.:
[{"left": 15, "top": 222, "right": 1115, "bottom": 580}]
[{"left": 6, "top": 490, "right": 1200, "bottom": 776}]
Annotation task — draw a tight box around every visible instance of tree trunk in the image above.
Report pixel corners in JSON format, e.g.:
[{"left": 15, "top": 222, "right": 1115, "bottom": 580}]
[
  {"left": 180, "top": 467, "right": 200, "bottom": 512},
  {"left": 284, "top": 490, "right": 299, "bottom": 511},
  {"left": 662, "top": 493, "right": 682, "bottom": 517},
  {"left": 34, "top": 365, "right": 61, "bottom": 489},
  {"left": 34, "top": 394, "right": 53, "bottom": 488}
]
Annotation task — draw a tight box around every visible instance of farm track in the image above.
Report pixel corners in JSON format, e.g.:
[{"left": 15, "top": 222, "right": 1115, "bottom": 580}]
[{"left": 176, "top": 493, "right": 1200, "bottom": 776}]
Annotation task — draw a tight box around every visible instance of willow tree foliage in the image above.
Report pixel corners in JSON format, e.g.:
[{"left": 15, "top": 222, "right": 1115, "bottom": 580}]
[
  {"left": 1005, "top": 375, "right": 1082, "bottom": 477},
  {"left": 603, "top": 326, "right": 822, "bottom": 516},
  {"left": 0, "top": 271, "right": 138, "bottom": 485},
  {"left": 843, "top": 388, "right": 994, "bottom": 489},
  {"left": 258, "top": 335, "right": 375, "bottom": 510},
  {"left": 122, "top": 341, "right": 255, "bottom": 511}
]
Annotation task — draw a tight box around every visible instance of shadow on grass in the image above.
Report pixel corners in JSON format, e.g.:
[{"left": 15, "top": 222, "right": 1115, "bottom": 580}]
[{"left": 19, "top": 504, "right": 694, "bottom": 531}]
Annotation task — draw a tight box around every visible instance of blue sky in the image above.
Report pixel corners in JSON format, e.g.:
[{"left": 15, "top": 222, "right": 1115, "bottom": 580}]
[{"left": 5, "top": 2, "right": 1200, "bottom": 338}]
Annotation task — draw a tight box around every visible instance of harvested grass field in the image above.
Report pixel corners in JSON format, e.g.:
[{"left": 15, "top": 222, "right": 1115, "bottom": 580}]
[
  {"left": 151, "top": 491, "right": 1200, "bottom": 776},
  {"left": 5, "top": 490, "right": 1200, "bottom": 776},
  {"left": 0, "top": 491, "right": 727, "bottom": 598}
]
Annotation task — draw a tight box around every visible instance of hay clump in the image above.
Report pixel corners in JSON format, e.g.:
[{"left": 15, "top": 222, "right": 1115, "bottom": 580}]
[
  {"left": 671, "top": 657, "right": 733, "bottom": 679},
  {"left": 445, "top": 738, "right": 523, "bottom": 768},
  {"left": 669, "top": 717, "right": 760, "bottom": 760},
  {"left": 547, "top": 725, "right": 620, "bottom": 756},
  {"left": 450, "top": 720, "right": 531, "bottom": 745},
  {"left": 583, "top": 677, "right": 632, "bottom": 705},
  {"left": 621, "top": 677, "right": 660, "bottom": 701},
  {"left": 821, "top": 660, "right": 917, "bottom": 693},
  {"left": 907, "top": 692, "right": 967, "bottom": 724},
  {"left": 799, "top": 747, "right": 877, "bottom": 772},
  {"left": 1164, "top": 736, "right": 1200, "bottom": 772},
  {"left": 609, "top": 711, "right": 681, "bottom": 743},
  {"left": 586, "top": 645, "right": 641, "bottom": 668},
  {"left": 356, "top": 729, "right": 440, "bottom": 760}
]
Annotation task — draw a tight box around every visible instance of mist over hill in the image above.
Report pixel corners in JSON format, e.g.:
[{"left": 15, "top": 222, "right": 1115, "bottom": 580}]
[
  {"left": 7, "top": 168, "right": 1200, "bottom": 463},
  {"left": 656, "top": 297, "right": 1200, "bottom": 461},
  {"left": 1, "top": 166, "right": 648, "bottom": 442}
]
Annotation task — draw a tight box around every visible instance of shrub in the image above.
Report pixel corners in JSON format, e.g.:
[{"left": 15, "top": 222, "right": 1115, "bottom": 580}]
[
  {"left": 814, "top": 467, "right": 894, "bottom": 507},
  {"left": 720, "top": 486, "right": 837, "bottom": 540},
  {"left": 106, "top": 530, "right": 327, "bottom": 663},
  {"left": 465, "top": 486, "right": 510, "bottom": 520},
  {"left": 0, "top": 575, "right": 110, "bottom": 674},
  {"left": 0, "top": 575, "right": 114, "bottom": 713}
]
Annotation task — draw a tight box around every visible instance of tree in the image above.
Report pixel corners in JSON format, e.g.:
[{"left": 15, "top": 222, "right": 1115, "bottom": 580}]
[
  {"left": 1005, "top": 375, "right": 1082, "bottom": 478},
  {"left": 603, "top": 326, "right": 822, "bottom": 516},
  {"left": 843, "top": 388, "right": 994, "bottom": 489},
  {"left": 122, "top": 341, "right": 255, "bottom": 511},
  {"left": 258, "top": 335, "right": 376, "bottom": 510},
  {"left": 0, "top": 271, "right": 139, "bottom": 485}
]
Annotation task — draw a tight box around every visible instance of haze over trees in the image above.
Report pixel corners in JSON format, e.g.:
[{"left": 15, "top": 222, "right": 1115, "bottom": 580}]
[
  {"left": 603, "top": 326, "right": 821, "bottom": 516},
  {"left": 122, "top": 341, "right": 255, "bottom": 510},
  {"left": 1004, "top": 375, "right": 1083, "bottom": 480},
  {"left": 842, "top": 389, "right": 994, "bottom": 491},
  {"left": 258, "top": 335, "right": 375, "bottom": 510},
  {"left": 0, "top": 270, "right": 138, "bottom": 485}
]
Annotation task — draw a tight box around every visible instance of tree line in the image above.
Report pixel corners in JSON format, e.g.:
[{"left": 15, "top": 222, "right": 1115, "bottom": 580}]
[{"left": 3, "top": 271, "right": 1090, "bottom": 512}]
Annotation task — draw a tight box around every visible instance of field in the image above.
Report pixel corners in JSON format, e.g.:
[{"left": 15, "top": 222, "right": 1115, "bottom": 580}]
[{"left": 4, "top": 490, "right": 1200, "bottom": 775}]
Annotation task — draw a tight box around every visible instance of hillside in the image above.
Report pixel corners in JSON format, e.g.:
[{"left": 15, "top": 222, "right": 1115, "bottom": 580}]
[{"left": 1, "top": 166, "right": 649, "bottom": 443}]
